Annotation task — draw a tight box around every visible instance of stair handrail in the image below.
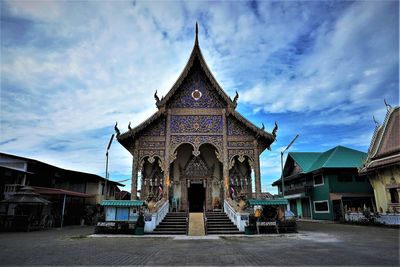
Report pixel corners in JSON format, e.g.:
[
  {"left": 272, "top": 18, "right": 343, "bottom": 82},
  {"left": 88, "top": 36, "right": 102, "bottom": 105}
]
[
  {"left": 155, "top": 199, "right": 169, "bottom": 227},
  {"left": 223, "top": 199, "right": 249, "bottom": 232},
  {"left": 186, "top": 212, "right": 189, "bottom": 235},
  {"left": 144, "top": 200, "right": 169, "bottom": 233},
  {"left": 203, "top": 209, "right": 207, "bottom": 235}
]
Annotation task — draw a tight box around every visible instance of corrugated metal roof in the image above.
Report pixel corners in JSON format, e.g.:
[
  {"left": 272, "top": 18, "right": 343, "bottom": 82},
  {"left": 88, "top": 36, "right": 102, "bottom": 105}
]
[
  {"left": 288, "top": 152, "right": 322, "bottom": 172},
  {"left": 101, "top": 200, "right": 144, "bottom": 207},
  {"left": 247, "top": 198, "right": 288, "bottom": 206},
  {"left": 288, "top": 146, "right": 366, "bottom": 174},
  {"left": 307, "top": 146, "right": 367, "bottom": 172}
]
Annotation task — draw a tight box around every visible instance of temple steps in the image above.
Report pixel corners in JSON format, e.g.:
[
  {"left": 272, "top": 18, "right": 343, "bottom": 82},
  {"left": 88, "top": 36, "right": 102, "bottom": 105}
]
[
  {"left": 152, "top": 212, "right": 188, "bottom": 235},
  {"left": 205, "top": 212, "right": 243, "bottom": 235}
]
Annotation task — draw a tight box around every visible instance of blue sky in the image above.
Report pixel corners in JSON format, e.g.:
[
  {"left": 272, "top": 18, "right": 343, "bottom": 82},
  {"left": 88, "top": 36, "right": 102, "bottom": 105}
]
[{"left": 1, "top": 0, "right": 398, "bottom": 194}]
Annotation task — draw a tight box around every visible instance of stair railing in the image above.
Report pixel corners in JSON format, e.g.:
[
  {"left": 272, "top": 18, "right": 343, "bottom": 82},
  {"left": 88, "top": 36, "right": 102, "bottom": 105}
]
[
  {"left": 203, "top": 209, "right": 207, "bottom": 235},
  {"left": 223, "top": 200, "right": 249, "bottom": 231},
  {"left": 144, "top": 200, "right": 169, "bottom": 233},
  {"left": 186, "top": 211, "right": 189, "bottom": 235}
]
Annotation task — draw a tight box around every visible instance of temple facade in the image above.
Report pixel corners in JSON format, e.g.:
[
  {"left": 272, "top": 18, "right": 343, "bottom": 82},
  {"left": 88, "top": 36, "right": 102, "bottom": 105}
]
[{"left": 117, "top": 25, "right": 276, "bottom": 212}]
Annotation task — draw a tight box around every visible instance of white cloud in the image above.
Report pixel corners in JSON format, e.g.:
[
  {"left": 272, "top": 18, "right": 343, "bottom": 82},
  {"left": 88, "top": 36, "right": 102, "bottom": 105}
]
[
  {"left": 0, "top": 1, "right": 398, "bottom": 190},
  {"left": 240, "top": 2, "right": 398, "bottom": 117},
  {"left": 6, "top": 0, "right": 62, "bottom": 21}
]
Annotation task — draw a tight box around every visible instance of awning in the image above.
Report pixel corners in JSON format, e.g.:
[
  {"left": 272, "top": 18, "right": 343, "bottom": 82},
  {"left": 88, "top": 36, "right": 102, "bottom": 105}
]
[
  {"left": 247, "top": 198, "right": 288, "bottom": 206},
  {"left": 32, "top": 186, "right": 92, "bottom": 198},
  {"left": 101, "top": 200, "right": 145, "bottom": 207}
]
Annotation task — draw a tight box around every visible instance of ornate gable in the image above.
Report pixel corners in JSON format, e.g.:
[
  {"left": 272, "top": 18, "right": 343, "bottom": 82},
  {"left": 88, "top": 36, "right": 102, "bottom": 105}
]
[{"left": 167, "top": 59, "right": 227, "bottom": 108}]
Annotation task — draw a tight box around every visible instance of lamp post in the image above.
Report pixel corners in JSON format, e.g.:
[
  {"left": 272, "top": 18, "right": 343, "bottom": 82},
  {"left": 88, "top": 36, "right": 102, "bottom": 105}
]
[
  {"left": 280, "top": 134, "right": 299, "bottom": 198},
  {"left": 105, "top": 134, "right": 114, "bottom": 197}
]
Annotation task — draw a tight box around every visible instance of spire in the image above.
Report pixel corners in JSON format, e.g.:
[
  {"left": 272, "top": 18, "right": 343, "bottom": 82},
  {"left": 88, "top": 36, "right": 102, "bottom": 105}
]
[{"left": 195, "top": 22, "right": 199, "bottom": 46}]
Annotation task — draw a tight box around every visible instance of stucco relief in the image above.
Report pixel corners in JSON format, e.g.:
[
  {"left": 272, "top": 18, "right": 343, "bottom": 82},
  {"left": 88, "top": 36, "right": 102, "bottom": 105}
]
[
  {"left": 138, "top": 149, "right": 165, "bottom": 172},
  {"left": 169, "top": 135, "right": 223, "bottom": 163},
  {"left": 228, "top": 141, "right": 253, "bottom": 148},
  {"left": 170, "top": 115, "right": 223, "bottom": 133},
  {"left": 227, "top": 116, "right": 253, "bottom": 136},
  {"left": 141, "top": 117, "right": 166, "bottom": 136},
  {"left": 228, "top": 149, "right": 255, "bottom": 170},
  {"left": 139, "top": 140, "right": 165, "bottom": 149},
  {"left": 168, "top": 61, "right": 226, "bottom": 108}
]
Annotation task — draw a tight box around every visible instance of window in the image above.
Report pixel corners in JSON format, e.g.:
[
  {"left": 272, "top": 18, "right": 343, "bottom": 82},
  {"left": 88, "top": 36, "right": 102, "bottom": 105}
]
[
  {"left": 337, "top": 173, "right": 353, "bottom": 182},
  {"left": 390, "top": 188, "right": 399, "bottom": 204},
  {"left": 314, "top": 200, "right": 329, "bottom": 213},
  {"left": 313, "top": 174, "right": 324, "bottom": 186}
]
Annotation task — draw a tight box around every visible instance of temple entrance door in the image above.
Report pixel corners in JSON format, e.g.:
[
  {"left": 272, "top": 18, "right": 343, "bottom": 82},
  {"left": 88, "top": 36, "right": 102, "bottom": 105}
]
[{"left": 188, "top": 183, "right": 205, "bottom": 212}]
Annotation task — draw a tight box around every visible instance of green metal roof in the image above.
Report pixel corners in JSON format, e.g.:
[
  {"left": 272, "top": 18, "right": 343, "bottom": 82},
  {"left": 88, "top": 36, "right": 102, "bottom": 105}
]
[
  {"left": 247, "top": 198, "right": 288, "bottom": 206},
  {"left": 288, "top": 152, "right": 322, "bottom": 172},
  {"left": 100, "top": 200, "right": 144, "bottom": 207},
  {"left": 307, "top": 146, "right": 367, "bottom": 172},
  {"left": 288, "top": 146, "right": 367, "bottom": 173}
]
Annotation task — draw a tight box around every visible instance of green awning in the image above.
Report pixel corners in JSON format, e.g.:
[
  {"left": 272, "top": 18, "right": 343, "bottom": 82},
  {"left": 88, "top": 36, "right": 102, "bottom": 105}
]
[
  {"left": 247, "top": 199, "right": 288, "bottom": 206},
  {"left": 100, "top": 200, "right": 145, "bottom": 207}
]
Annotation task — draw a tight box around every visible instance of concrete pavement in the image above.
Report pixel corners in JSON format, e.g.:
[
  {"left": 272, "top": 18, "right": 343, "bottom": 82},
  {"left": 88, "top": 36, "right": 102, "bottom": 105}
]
[{"left": 0, "top": 222, "right": 398, "bottom": 266}]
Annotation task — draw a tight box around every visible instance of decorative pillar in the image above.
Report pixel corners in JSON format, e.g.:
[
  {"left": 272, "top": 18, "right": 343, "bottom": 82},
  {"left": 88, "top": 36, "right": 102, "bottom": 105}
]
[
  {"left": 222, "top": 109, "right": 230, "bottom": 199},
  {"left": 163, "top": 110, "right": 171, "bottom": 200},
  {"left": 254, "top": 141, "right": 261, "bottom": 198},
  {"left": 181, "top": 179, "right": 188, "bottom": 211},
  {"left": 206, "top": 178, "right": 212, "bottom": 211},
  {"left": 131, "top": 140, "right": 139, "bottom": 200}
]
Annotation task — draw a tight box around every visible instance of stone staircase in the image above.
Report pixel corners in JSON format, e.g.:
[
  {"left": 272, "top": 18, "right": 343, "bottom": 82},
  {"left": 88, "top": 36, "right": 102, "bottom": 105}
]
[
  {"left": 152, "top": 212, "right": 188, "bottom": 235},
  {"left": 205, "top": 211, "right": 243, "bottom": 234}
]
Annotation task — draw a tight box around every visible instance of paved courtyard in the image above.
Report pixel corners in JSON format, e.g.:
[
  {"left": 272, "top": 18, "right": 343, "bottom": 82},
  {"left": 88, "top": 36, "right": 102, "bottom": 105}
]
[{"left": 0, "top": 222, "right": 399, "bottom": 266}]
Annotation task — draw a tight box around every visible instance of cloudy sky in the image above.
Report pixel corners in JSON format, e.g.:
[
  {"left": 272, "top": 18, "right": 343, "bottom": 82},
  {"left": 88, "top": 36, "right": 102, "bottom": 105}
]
[{"left": 1, "top": 0, "right": 398, "bottom": 193}]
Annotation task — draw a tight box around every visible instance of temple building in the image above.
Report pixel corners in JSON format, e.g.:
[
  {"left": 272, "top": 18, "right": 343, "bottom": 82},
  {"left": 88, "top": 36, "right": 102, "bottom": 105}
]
[
  {"left": 116, "top": 24, "right": 277, "bottom": 213},
  {"left": 360, "top": 105, "right": 399, "bottom": 214}
]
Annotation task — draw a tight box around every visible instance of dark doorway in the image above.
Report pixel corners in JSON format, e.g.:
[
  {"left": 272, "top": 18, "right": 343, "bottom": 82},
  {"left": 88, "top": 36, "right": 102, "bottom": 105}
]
[
  {"left": 188, "top": 183, "right": 205, "bottom": 212},
  {"left": 301, "top": 198, "right": 311, "bottom": 218},
  {"left": 289, "top": 199, "right": 298, "bottom": 216},
  {"left": 332, "top": 200, "right": 343, "bottom": 221}
]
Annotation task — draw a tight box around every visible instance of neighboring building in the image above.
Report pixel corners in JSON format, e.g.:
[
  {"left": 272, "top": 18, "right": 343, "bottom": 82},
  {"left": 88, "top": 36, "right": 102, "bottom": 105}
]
[
  {"left": 272, "top": 146, "right": 373, "bottom": 221},
  {"left": 116, "top": 24, "right": 277, "bottom": 212},
  {"left": 0, "top": 152, "right": 124, "bottom": 225},
  {"left": 115, "top": 190, "right": 131, "bottom": 200},
  {"left": 360, "top": 106, "right": 399, "bottom": 214}
]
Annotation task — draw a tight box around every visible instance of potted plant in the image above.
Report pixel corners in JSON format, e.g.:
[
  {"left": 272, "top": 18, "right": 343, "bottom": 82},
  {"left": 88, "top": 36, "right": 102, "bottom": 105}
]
[{"left": 134, "top": 213, "right": 145, "bottom": 235}]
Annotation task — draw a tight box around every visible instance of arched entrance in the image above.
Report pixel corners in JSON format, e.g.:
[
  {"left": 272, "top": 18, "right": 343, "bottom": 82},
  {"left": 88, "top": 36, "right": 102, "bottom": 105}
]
[
  {"left": 170, "top": 143, "right": 223, "bottom": 212},
  {"left": 140, "top": 156, "right": 164, "bottom": 201},
  {"left": 229, "top": 156, "right": 253, "bottom": 200}
]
